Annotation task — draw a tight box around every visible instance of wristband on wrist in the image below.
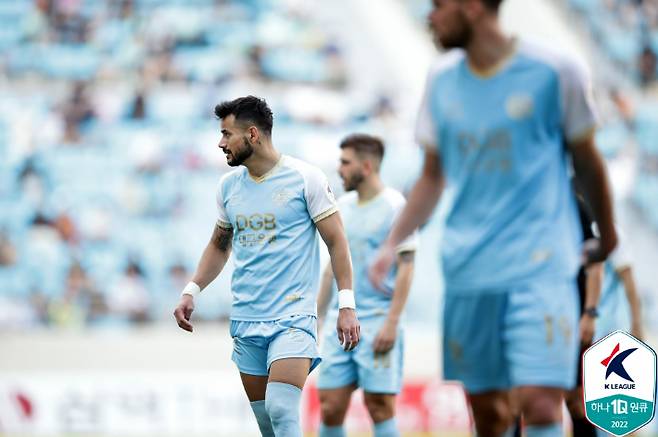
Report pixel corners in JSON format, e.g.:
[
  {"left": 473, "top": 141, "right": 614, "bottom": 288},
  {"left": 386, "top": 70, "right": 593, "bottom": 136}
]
[
  {"left": 181, "top": 282, "right": 201, "bottom": 297},
  {"left": 338, "top": 289, "right": 356, "bottom": 310},
  {"left": 583, "top": 306, "right": 599, "bottom": 318}
]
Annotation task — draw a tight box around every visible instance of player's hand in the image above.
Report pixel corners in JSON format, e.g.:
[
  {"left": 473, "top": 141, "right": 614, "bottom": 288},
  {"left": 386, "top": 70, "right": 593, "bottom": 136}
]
[
  {"left": 373, "top": 319, "right": 397, "bottom": 353},
  {"left": 369, "top": 242, "right": 395, "bottom": 293},
  {"left": 582, "top": 237, "right": 615, "bottom": 265},
  {"left": 337, "top": 308, "right": 360, "bottom": 351},
  {"left": 173, "top": 295, "right": 195, "bottom": 332},
  {"left": 579, "top": 314, "right": 595, "bottom": 347}
]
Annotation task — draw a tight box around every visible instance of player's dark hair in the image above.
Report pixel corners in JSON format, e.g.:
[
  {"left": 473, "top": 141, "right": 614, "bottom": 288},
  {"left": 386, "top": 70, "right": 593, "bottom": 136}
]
[
  {"left": 214, "top": 95, "right": 273, "bottom": 136},
  {"left": 482, "top": 0, "right": 503, "bottom": 11},
  {"left": 339, "top": 133, "right": 385, "bottom": 163}
]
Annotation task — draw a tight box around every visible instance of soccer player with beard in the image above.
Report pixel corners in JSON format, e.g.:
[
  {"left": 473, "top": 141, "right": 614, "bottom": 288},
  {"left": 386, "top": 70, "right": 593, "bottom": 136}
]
[
  {"left": 315, "top": 134, "right": 417, "bottom": 437},
  {"left": 369, "top": 1, "right": 618, "bottom": 436},
  {"left": 173, "top": 96, "right": 360, "bottom": 437}
]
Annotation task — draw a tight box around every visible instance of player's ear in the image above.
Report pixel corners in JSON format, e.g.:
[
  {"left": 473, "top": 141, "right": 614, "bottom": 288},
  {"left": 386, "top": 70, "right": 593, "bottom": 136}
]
[
  {"left": 248, "top": 125, "right": 260, "bottom": 143},
  {"left": 363, "top": 157, "right": 374, "bottom": 176}
]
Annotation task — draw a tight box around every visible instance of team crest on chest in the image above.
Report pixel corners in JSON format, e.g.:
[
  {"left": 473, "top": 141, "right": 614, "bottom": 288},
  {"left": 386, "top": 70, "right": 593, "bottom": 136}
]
[
  {"left": 272, "top": 188, "right": 294, "bottom": 206},
  {"left": 505, "top": 93, "right": 534, "bottom": 119}
]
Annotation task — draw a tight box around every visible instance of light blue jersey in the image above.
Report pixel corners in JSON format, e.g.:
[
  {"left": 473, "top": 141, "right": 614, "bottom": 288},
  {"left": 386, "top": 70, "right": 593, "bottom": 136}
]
[
  {"left": 416, "top": 40, "right": 597, "bottom": 291},
  {"left": 318, "top": 187, "right": 416, "bottom": 394},
  {"left": 326, "top": 188, "right": 418, "bottom": 319},
  {"left": 216, "top": 155, "right": 338, "bottom": 321}
]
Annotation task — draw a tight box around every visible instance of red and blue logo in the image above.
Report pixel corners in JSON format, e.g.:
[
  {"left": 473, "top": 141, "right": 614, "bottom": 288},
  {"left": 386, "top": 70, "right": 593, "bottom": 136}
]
[{"left": 601, "top": 342, "right": 637, "bottom": 383}]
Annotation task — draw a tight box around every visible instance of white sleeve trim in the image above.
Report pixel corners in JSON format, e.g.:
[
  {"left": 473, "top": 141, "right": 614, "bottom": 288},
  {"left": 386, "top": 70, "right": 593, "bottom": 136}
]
[
  {"left": 313, "top": 206, "right": 338, "bottom": 223},
  {"left": 216, "top": 173, "right": 232, "bottom": 227},
  {"left": 415, "top": 50, "right": 464, "bottom": 150},
  {"left": 287, "top": 157, "right": 337, "bottom": 221}
]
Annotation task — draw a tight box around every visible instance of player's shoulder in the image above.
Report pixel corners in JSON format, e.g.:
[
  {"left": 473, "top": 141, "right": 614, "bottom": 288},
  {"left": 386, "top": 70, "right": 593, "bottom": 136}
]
[
  {"left": 337, "top": 191, "right": 358, "bottom": 208},
  {"left": 381, "top": 187, "right": 406, "bottom": 209},
  {"left": 517, "top": 38, "right": 589, "bottom": 80},
  {"left": 426, "top": 49, "right": 465, "bottom": 80},
  {"left": 281, "top": 155, "right": 327, "bottom": 182},
  {"left": 217, "top": 168, "right": 244, "bottom": 192}
]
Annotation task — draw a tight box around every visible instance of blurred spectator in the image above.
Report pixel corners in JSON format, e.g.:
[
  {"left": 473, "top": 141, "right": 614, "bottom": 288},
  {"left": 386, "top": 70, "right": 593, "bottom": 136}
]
[
  {"left": 128, "top": 89, "right": 147, "bottom": 120},
  {"left": 0, "top": 232, "right": 17, "bottom": 267},
  {"left": 49, "top": 262, "right": 107, "bottom": 327},
  {"left": 60, "top": 81, "right": 96, "bottom": 143},
  {"left": 52, "top": 3, "right": 89, "bottom": 44},
  {"left": 153, "top": 262, "right": 189, "bottom": 320},
  {"left": 107, "top": 261, "right": 150, "bottom": 323},
  {"left": 638, "top": 46, "right": 658, "bottom": 88},
  {"left": 19, "top": 162, "right": 49, "bottom": 208},
  {"left": 53, "top": 212, "right": 79, "bottom": 246}
]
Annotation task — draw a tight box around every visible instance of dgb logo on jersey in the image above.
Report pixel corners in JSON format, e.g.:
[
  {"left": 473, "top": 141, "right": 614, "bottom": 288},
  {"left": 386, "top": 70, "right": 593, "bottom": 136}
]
[
  {"left": 583, "top": 330, "right": 657, "bottom": 436},
  {"left": 235, "top": 213, "right": 276, "bottom": 232}
]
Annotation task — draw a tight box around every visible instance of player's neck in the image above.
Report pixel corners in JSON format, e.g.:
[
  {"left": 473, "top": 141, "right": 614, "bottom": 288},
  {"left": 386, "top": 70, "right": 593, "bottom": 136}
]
[
  {"left": 245, "top": 145, "right": 281, "bottom": 179},
  {"left": 356, "top": 178, "right": 384, "bottom": 205},
  {"left": 466, "top": 23, "right": 515, "bottom": 77}
]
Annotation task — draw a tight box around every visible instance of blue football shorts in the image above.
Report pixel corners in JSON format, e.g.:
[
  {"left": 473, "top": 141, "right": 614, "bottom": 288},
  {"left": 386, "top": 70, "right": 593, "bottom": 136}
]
[{"left": 230, "top": 314, "right": 321, "bottom": 376}]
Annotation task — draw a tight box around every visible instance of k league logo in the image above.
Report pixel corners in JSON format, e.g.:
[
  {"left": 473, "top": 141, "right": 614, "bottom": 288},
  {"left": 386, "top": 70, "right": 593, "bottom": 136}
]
[{"left": 583, "top": 330, "right": 657, "bottom": 436}]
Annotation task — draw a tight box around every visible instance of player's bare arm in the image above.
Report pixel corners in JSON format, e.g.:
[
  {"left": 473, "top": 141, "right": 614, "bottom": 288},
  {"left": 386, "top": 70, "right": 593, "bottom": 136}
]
[
  {"left": 571, "top": 134, "right": 618, "bottom": 263},
  {"left": 173, "top": 223, "right": 233, "bottom": 332},
  {"left": 370, "top": 148, "right": 443, "bottom": 288},
  {"left": 580, "top": 261, "right": 603, "bottom": 346},
  {"left": 374, "top": 251, "right": 415, "bottom": 353},
  {"left": 315, "top": 212, "right": 360, "bottom": 351},
  {"left": 618, "top": 267, "right": 643, "bottom": 339}
]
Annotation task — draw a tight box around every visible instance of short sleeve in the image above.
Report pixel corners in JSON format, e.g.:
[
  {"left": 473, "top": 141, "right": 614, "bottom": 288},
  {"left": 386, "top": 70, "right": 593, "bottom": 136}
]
[
  {"left": 304, "top": 167, "right": 338, "bottom": 223},
  {"left": 216, "top": 177, "right": 232, "bottom": 229},
  {"left": 415, "top": 69, "right": 439, "bottom": 150},
  {"left": 560, "top": 57, "right": 598, "bottom": 144}
]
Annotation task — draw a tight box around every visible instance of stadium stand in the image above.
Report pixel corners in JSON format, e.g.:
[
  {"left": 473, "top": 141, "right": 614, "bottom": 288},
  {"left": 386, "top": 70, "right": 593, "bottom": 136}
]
[{"left": 0, "top": 0, "right": 423, "bottom": 329}]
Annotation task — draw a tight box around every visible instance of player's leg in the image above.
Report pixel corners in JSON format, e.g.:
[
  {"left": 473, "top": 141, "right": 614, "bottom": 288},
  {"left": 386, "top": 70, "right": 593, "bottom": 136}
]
[
  {"left": 318, "top": 385, "right": 356, "bottom": 437},
  {"left": 230, "top": 320, "right": 275, "bottom": 437},
  {"left": 467, "top": 391, "right": 516, "bottom": 437},
  {"left": 506, "top": 280, "right": 580, "bottom": 437},
  {"left": 443, "top": 292, "right": 515, "bottom": 437},
  {"left": 265, "top": 315, "right": 322, "bottom": 437},
  {"left": 240, "top": 373, "right": 275, "bottom": 437},
  {"left": 357, "top": 316, "right": 405, "bottom": 437},
  {"left": 363, "top": 393, "right": 399, "bottom": 437},
  {"left": 266, "top": 357, "right": 311, "bottom": 437}
]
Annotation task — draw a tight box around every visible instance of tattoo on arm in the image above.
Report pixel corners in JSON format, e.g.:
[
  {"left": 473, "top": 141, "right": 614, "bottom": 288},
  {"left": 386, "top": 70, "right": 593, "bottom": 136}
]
[
  {"left": 211, "top": 224, "right": 233, "bottom": 251},
  {"left": 397, "top": 251, "right": 415, "bottom": 264}
]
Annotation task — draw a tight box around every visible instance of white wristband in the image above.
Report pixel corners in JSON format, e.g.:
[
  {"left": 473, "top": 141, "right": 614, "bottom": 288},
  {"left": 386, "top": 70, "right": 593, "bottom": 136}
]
[
  {"left": 181, "top": 282, "right": 201, "bottom": 297},
  {"left": 338, "top": 289, "right": 356, "bottom": 310}
]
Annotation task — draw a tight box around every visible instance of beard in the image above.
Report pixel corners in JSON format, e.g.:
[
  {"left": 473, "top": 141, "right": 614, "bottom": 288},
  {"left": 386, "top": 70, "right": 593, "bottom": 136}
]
[
  {"left": 432, "top": 15, "right": 472, "bottom": 50},
  {"left": 227, "top": 137, "right": 254, "bottom": 167},
  {"left": 342, "top": 171, "right": 365, "bottom": 192}
]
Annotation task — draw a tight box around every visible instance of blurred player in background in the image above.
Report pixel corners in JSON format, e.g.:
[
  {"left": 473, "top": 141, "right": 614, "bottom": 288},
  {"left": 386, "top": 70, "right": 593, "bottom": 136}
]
[
  {"left": 566, "top": 196, "right": 643, "bottom": 436},
  {"left": 590, "top": 228, "right": 643, "bottom": 342},
  {"left": 565, "top": 195, "right": 603, "bottom": 437},
  {"left": 316, "top": 134, "right": 417, "bottom": 437},
  {"left": 370, "top": 0, "right": 618, "bottom": 436},
  {"left": 173, "top": 96, "right": 360, "bottom": 437}
]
